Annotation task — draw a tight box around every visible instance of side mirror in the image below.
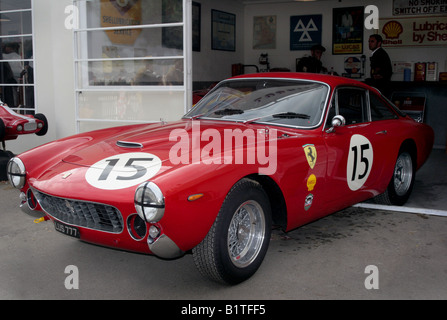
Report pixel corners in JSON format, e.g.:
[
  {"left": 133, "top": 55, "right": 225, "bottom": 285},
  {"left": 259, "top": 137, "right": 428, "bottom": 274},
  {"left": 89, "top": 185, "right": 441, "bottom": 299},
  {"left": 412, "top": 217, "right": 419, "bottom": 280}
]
[{"left": 326, "top": 115, "right": 346, "bottom": 133}]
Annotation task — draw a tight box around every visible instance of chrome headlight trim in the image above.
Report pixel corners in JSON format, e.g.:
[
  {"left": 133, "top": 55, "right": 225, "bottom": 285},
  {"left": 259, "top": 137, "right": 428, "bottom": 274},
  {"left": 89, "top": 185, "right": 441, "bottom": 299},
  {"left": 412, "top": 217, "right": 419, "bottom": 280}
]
[
  {"left": 7, "top": 157, "right": 26, "bottom": 189},
  {"left": 134, "top": 182, "right": 165, "bottom": 223}
]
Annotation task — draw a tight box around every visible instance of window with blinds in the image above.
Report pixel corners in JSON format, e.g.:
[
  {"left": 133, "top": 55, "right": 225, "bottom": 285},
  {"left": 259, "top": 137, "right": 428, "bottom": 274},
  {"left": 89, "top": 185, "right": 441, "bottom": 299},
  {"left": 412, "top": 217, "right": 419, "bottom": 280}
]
[{"left": 0, "top": 0, "right": 35, "bottom": 114}]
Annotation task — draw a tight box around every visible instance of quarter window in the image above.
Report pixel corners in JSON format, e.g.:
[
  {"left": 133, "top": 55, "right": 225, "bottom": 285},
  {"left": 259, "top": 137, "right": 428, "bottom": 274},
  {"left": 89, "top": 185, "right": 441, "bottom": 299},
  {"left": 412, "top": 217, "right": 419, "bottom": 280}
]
[{"left": 369, "top": 92, "right": 397, "bottom": 121}]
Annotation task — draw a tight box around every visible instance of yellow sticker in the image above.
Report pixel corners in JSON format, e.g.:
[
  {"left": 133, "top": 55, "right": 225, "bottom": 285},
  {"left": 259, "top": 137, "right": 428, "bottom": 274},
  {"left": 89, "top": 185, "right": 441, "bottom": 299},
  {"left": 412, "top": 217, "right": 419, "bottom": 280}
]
[
  {"left": 303, "top": 144, "right": 317, "bottom": 169},
  {"left": 307, "top": 174, "right": 317, "bottom": 191}
]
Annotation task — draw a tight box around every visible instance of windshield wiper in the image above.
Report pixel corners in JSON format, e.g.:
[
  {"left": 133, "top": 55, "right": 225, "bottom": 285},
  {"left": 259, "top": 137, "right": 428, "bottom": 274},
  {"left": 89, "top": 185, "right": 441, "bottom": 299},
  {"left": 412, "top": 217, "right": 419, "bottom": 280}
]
[
  {"left": 272, "top": 112, "right": 310, "bottom": 119},
  {"left": 214, "top": 108, "right": 244, "bottom": 115}
]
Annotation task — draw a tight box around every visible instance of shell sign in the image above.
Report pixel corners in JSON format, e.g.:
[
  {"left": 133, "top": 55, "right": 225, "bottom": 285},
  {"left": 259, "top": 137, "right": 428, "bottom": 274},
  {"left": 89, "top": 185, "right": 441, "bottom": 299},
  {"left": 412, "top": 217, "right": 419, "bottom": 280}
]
[
  {"left": 382, "top": 21, "right": 404, "bottom": 39},
  {"left": 101, "top": 0, "right": 142, "bottom": 45},
  {"left": 380, "top": 16, "right": 447, "bottom": 47}
]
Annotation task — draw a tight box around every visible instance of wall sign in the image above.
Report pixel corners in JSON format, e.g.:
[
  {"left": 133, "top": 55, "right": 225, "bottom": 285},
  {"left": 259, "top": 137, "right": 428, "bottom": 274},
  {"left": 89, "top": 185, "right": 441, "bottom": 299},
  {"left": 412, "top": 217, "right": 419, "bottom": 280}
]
[
  {"left": 212, "top": 10, "right": 236, "bottom": 51},
  {"left": 380, "top": 16, "right": 447, "bottom": 47},
  {"left": 393, "top": 0, "right": 447, "bottom": 16},
  {"left": 101, "top": 0, "right": 142, "bottom": 45},
  {"left": 332, "top": 7, "right": 364, "bottom": 55},
  {"left": 162, "top": 0, "right": 183, "bottom": 50},
  {"left": 253, "top": 16, "right": 277, "bottom": 50},
  {"left": 290, "top": 15, "right": 322, "bottom": 51}
]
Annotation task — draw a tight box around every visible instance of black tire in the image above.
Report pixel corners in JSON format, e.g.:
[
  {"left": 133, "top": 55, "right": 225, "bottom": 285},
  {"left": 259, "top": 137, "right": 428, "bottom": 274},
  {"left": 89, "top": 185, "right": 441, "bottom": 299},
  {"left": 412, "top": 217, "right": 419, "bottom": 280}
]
[
  {"left": 0, "top": 118, "right": 5, "bottom": 141},
  {"left": 375, "top": 150, "right": 415, "bottom": 206},
  {"left": 34, "top": 113, "right": 48, "bottom": 136},
  {"left": 192, "top": 178, "right": 272, "bottom": 285}
]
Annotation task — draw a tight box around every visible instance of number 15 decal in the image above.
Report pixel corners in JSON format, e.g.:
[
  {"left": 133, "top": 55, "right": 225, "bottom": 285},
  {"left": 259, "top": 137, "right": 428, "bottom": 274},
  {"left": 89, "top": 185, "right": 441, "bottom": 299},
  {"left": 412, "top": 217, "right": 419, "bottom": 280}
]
[
  {"left": 347, "top": 135, "right": 373, "bottom": 191},
  {"left": 86, "top": 153, "right": 162, "bottom": 190}
]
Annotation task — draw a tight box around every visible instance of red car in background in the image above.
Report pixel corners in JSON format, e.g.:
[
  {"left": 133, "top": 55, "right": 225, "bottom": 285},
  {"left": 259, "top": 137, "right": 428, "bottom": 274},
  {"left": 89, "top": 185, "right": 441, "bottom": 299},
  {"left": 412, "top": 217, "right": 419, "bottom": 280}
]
[
  {"left": 0, "top": 101, "right": 48, "bottom": 143},
  {"left": 7, "top": 73, "right": 434, "bottom": 284}
]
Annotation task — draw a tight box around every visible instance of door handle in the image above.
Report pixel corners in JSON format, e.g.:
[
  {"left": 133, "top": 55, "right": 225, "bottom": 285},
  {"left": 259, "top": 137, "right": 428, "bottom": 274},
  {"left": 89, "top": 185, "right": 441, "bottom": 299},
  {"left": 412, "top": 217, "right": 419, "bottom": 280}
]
[{"left": 376, "top": 130, "right": 387, "bottom": 135}]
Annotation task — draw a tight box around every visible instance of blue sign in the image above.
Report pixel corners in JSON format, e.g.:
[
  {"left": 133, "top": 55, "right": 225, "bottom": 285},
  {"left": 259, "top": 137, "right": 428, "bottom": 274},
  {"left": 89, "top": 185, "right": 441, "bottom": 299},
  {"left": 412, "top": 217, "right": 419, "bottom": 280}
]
[{"left": 290, "top": 15, "right": 323, "bottom": 51}]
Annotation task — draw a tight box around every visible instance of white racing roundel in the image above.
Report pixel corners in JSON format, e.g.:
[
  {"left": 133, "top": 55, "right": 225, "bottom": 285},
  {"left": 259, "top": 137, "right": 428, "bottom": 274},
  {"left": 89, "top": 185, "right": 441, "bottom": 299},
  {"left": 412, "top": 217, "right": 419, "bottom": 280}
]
[
  {"left": 85, "top": 152, "right": 162, "bottom": 190},
  {"left": 346, "top": 135, "right": 373, "bottom": 191}
]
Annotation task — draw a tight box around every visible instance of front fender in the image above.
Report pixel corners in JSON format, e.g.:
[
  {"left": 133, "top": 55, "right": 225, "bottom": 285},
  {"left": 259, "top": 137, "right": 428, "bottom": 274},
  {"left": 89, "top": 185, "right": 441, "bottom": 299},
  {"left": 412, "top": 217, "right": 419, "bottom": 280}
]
[{"left": 153, "top": 162, "right": 260, "bottom": 252}]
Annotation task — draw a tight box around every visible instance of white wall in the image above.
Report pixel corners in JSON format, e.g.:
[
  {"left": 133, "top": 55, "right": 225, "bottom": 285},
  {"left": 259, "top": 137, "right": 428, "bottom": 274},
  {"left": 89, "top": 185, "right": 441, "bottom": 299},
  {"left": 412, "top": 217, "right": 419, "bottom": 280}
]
[
  {"left": 243, "top": 0, "right": 447, "bottom": 80},
  {"left": 7, "top": 0, "right": 446, "bottom": 154},
  {"left": 9, "top": 0, "right": 75, "bottom": 154},
  {"left": 192, "top": 0, "right": 245, "bottom": 83}
]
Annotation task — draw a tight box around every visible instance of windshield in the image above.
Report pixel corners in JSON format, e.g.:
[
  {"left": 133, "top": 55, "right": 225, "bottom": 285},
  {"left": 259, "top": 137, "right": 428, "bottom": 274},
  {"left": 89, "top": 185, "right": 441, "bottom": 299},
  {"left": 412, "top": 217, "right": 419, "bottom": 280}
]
[{"left": 185, "top": 78, "right": 329, "bottom": 128}]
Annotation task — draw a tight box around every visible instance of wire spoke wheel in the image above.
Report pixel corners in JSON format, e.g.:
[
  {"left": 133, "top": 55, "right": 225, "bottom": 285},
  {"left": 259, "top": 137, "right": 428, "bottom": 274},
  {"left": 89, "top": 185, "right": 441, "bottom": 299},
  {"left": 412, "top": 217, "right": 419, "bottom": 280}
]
[
  {"left": 227, "top": 200, "right": 266, "bottom": 268},
  {"left": 393, "top": 152, "right": 413, "bottom": 196},
  {"left": 192, "top": 178, "right": 271, "bottom": 284},
  {"left": 375, "top": 149, "right": 415, "bottom": 206}
]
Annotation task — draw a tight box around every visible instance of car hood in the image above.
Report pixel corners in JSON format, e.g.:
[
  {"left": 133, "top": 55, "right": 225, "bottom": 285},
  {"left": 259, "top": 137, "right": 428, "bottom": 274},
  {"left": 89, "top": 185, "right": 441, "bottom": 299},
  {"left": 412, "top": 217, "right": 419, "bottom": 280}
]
[
  {"left": 61, "top": 122, "right": 181, "bottom": 167},
  {"left": 60, "top": 119, "right": 286, "bottom": 168},
  {"left": 24, "top": 119, "right": 296, "bottom": 199}
]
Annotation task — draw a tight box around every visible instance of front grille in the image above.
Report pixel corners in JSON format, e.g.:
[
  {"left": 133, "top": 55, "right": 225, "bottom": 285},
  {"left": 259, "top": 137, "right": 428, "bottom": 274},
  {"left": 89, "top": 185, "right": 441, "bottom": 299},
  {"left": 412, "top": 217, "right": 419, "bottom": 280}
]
[
  {"left": 33, "top": 190, "right": 123, "bottom": 233},
  {"left": 24, "top": 122, "right": 37, "bottom": 131}
]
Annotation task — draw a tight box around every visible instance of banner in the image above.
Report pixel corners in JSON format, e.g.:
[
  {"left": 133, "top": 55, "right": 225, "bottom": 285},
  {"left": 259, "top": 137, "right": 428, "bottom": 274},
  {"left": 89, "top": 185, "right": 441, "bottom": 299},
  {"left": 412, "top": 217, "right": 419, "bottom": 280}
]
[
  {"left": 380, "top": 16, "right": 447, "bottom": 47},
  {"left": 101, "top": 0, "right": 142, "bottom": 45},
  {"left": 393, "top": 0, "right": 447, "bottom": 16}
]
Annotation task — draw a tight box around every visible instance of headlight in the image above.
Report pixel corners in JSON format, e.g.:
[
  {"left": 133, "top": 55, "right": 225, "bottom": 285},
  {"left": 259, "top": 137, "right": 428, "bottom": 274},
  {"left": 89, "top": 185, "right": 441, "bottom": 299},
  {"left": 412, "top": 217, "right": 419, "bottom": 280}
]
[
  {"left": 7, "top": 157, "right": 26, "bottom": 189},
  {"left": 134, "top": 182, "right": 165, "bottom": 223}
]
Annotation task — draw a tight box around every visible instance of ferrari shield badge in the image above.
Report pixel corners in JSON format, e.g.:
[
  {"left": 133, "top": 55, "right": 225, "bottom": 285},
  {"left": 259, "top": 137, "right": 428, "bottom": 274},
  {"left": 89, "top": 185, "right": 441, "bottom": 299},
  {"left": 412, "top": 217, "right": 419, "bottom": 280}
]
[{"left": 302, "top": 144, "right": 317, "bottom": 169}]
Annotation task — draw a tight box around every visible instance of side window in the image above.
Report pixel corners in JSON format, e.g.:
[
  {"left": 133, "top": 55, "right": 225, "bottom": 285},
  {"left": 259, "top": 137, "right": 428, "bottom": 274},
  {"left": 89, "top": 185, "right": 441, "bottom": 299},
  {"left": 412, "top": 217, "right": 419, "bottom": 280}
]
[
  {"left": 336, "top": 88, "right": 367, "bottom": 124},
  {"left": 370, "top": 92, "right": 397, "bottom": 121}
]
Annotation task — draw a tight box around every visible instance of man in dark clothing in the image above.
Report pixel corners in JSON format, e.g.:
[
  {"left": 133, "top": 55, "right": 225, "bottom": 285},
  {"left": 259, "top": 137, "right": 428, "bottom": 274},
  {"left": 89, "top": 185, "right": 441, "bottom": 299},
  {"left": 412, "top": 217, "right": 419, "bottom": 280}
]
[
  {"left": 296, "top": 44, "right": 327, "bottom": 74},
  {"left": 366, "top": 34, "right": 393, "bottom": 95}
]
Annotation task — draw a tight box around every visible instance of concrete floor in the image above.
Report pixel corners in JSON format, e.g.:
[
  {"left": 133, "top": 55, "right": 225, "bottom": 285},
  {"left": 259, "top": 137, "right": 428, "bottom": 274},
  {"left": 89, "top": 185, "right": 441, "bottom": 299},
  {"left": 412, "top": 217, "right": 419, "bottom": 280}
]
[
  {"left": 405, "top": 149, "right": 447, "bottom": 211},
  {"left": 0, "top": 149, "right": 446, "bottom": 300}
]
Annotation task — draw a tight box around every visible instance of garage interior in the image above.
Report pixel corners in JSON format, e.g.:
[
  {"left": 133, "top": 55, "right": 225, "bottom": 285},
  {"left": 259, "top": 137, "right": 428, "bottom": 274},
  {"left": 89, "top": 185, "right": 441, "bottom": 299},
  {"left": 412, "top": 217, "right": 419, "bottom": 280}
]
[{"left": 0, "top": 0, "right": 446, "bottom": 300}]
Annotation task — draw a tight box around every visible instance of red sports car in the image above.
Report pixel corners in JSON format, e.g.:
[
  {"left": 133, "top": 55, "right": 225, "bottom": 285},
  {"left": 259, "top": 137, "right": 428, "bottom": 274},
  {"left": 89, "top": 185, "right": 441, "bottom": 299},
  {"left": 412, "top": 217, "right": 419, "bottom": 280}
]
[
  {"left": 0, "top": 101, "right": 48, "bottom": 142},
  {"left": 7, "top": 73, "right": 434, "bottom": 284}
]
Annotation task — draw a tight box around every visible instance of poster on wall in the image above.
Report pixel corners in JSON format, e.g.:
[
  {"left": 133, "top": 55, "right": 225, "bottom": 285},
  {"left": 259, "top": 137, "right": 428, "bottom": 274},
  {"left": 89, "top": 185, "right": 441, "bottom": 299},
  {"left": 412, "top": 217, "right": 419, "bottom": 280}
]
[
  {"left": 332, "top": 7, "right": 364, "bottom": 55},
  {"left": 162, "top": 0, "right": 183, "bottom": 50},
  {"left": 290, "top": 15, "right": 322, "bottom": 51},
  {"left": 212, "top": 10, "right": 236, "bottom": 51},
  {"left": 101, "top": 0, "right": 142, "bottom": 45},
  {"left": 380, "top": 16, "right": 447, "bottom": 47},
  {"left": 393, "top": 0, "right": 447, "bottom": 16},
  {"left": 253, "top": 16, "right": 277, "bottom": 50},
  {"left": 192, "top": 2, "right": 201, "bottom": 52}
]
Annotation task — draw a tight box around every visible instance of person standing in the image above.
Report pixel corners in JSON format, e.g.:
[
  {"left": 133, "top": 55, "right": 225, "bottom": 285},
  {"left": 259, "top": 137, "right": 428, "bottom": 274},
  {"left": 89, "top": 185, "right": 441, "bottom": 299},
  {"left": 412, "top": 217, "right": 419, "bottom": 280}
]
[
  {"left": 296, "top": 44, "right": 328, "bottom": 74},
  {"left": 367, "top": 34, "right": 392, "bottom": 95}
]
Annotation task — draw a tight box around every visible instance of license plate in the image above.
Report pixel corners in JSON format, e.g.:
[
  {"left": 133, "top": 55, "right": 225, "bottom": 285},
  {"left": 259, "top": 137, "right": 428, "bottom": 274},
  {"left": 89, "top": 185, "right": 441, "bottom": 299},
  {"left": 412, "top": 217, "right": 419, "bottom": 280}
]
[{"left": 54, "top": 220, "right": 80, "bottom": 239}]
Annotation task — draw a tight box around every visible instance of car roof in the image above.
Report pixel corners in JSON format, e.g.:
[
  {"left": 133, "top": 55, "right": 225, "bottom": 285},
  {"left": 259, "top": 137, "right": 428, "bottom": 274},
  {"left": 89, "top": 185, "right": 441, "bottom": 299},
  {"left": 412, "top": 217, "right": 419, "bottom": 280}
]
[{"left": 230, "top": 72, "right": 377, "bottom": 92}]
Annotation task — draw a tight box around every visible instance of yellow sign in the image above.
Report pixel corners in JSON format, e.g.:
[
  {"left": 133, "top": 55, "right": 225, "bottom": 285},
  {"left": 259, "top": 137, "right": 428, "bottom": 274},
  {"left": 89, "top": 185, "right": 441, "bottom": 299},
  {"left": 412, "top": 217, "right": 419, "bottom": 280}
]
[
  {"left": 101, "top": 0, "right": 142, "bottom": 45},
  {"left": 302, "top": 144, "right": 317, "bottom": 169},
  {"left": 307, "top": 174, "right": 317, "bottom": 191},
  {"left": 333, "top": 43, "right": 363, "bottom": 55}
]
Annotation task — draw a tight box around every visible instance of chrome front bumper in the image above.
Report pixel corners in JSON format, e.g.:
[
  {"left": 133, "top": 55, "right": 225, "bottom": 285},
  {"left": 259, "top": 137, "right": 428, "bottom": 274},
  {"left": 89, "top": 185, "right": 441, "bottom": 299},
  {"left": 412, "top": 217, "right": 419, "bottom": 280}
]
[{"left": 149, "top": 234, "right": 184, "bottom": 259}]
